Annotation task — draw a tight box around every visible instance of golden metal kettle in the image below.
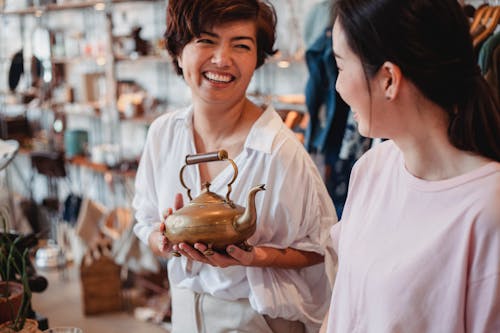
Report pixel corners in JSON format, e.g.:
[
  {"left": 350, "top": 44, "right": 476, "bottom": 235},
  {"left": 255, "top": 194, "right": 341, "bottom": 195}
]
[{"left": 164, "top": 150, "right": 265, "bottom": 256}]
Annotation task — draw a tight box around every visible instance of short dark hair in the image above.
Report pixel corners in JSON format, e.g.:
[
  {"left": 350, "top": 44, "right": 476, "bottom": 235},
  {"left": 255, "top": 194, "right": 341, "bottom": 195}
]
[
  {"left": 333, "top": 0, "right": 500, "bottom": 161},
  {"left": 165, "top": 0, "right": 277, "bottom": 75}
]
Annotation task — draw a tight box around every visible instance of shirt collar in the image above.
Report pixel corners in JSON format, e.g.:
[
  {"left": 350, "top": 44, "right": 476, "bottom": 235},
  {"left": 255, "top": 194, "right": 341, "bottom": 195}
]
[
  {"left": 174, "top": 104, "right": 283, "bottom": 154},
  {"left": 244, "top": 104, "right": 283, "bottom": 154},
  {"left": 173, "top": 105, "right": 194, "bottom": 128}
]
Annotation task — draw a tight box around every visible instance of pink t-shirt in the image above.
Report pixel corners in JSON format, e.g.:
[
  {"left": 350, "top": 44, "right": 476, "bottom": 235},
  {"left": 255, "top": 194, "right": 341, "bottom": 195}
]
[{"left": 328, "top": 140, "right": 500, "bottom": 333}]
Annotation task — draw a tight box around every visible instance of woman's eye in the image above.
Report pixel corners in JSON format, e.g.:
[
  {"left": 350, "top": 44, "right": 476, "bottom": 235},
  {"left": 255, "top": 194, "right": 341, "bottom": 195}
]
[
  {"left": 235, "top": 44, "right": 251, "bottom": 50},
  {"left": 197, "top": 39, "right": 214, "bottom": 44}
]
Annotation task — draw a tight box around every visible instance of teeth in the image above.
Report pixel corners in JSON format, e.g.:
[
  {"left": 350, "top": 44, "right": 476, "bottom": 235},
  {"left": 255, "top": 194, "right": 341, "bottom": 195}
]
[{"left": 205, "top": 72, "right": 232, "bottom": 83}]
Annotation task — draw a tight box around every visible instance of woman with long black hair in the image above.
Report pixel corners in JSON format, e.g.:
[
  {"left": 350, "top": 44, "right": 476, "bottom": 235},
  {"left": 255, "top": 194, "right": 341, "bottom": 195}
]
[{"left": 323, "top": 0, "right": 500, "bottom": 332}]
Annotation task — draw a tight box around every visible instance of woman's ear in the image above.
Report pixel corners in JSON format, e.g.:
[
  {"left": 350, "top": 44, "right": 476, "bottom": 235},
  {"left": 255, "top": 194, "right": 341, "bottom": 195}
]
[
  {"left": 177, "top": 55, "right": 183, "bottom": 69},
  {"left": 379, "top": 61, "right": 401, "bottom": 100}
]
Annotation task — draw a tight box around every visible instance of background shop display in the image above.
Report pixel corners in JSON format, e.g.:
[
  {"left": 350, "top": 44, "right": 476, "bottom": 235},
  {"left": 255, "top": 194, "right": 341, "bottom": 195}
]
[
  {"left": 0, "top": 1, "right": 318, "bottom": 331},
  {"left": 0, "top": 0, "right": 497, "bottom": 331}
]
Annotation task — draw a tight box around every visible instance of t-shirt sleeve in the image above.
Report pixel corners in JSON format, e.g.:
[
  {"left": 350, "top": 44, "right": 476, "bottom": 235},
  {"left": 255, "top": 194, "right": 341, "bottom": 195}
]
[{"left": 466, "top": 198, "right": 500, "bottom": 332}]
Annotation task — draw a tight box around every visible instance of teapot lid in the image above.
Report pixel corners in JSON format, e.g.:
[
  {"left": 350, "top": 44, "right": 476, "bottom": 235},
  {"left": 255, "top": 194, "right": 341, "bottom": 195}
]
[{"left": 190, "top": 182, "right": 227, "bottom": 204}]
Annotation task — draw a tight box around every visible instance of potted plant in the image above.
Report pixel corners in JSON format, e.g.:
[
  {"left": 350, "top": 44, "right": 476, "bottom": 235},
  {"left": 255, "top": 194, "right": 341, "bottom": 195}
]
[{"left": 0, "top": 207, "right": 38, "bottom": 332}]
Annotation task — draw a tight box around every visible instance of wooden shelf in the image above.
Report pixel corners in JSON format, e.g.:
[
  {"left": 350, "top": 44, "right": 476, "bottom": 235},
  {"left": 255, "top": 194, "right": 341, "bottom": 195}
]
[
  {"left": 18, "top": 146, "right": 136, "bottom": 177},
  {"left": 119, "top": 111, "right": 161, "bottom": 125},
  {"left": 0, "top": 0, "right": 159, "bottom": 16},
  {"left": 68, "top": 155, "right": 137, "bottom": 177},
  {"left": 68, "top": 155, "right": 108, "bottom": 173},
  {"left": 0, "top": 6, "right": 37, "bottom": 15},
  {"left": 115, "top": 54, "right": 170, "bottom": 63},
  {"left": 51, "top": 56, "right": 105, "bottom": 64}
]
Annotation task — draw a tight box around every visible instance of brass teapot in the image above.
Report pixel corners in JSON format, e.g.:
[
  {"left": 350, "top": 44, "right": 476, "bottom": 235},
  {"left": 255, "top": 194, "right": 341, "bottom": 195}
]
[{"left": 164, "top": 150, "right": 265, "bottom": 256}]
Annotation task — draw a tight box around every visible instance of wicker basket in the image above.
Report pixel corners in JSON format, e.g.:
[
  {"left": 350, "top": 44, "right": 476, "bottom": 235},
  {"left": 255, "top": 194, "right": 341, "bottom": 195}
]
[{"left": 80, "top": 242, "right": 122, "bottom": 315}]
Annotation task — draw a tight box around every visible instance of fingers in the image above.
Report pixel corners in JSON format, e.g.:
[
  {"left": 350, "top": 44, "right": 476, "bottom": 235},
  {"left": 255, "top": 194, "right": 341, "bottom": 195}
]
[
  {"left": 157, "top": 195, "right": 183, "bottom": 256},
  {"left": 161, "top": 193, "right": 183, "bottom": 221},
  {"left": 171, "top": 242, "right": 249, "bottom": 268},
  {"left": 158, "top": 234, "right": 169, "bottom": 252},
  {"left": 193, "top": 243, "right": 211, "bottom": 256},
  {"left": 174, "top": 243, "right": 210, "bottom": 264},
  {"left": 226, "top": 245, "right": 253, "bottom": 266},
  {"left": 148, "top": 229, "right": 170, "bottom": 257},
  {"left": 162, "top": 208, "right": 173, "bottom": 221},
  {"left": 174, "top": 193, "right": 184, "bottom": 210}
]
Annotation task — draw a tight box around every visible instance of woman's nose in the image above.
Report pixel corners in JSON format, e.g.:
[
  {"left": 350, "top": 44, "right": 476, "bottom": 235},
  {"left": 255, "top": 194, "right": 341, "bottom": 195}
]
[{"left": 211, "top": 45, "right": 231, "bottom": 67}]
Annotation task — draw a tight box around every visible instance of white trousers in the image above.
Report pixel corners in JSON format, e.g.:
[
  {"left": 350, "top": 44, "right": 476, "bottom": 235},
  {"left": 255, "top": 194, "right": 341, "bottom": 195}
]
[{"left": 171, "top": 286, "right": 306, "bottom": 333}]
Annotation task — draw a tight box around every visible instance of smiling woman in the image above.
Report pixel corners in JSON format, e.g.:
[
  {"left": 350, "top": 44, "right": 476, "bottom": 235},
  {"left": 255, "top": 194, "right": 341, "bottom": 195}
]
[
  {"left": 177, "top": 20, "right": 259, "bottom": 108},
  {"left": 132, "top": 0, "right": 337, "bottom": 332},
  {"left": 164, "top": 0, "right": 276, "bottom": 75}
]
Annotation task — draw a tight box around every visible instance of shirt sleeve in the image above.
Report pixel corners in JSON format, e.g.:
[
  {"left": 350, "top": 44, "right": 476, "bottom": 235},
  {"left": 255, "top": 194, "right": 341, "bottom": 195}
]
[
  {"left": 466, "top": 201, "right": 500, "bottom": 332},
  {"left": 132, "top": 122, "right": 161, "bottom": 245},
  {"left": 330, "top": 222, "right": 341, "bottom": 255},
  {"left": 258, "top": 143, "right": 337, "bottom": 249},
  {"left": 246, "top": 141, "right": 337, "bottom": 326}
]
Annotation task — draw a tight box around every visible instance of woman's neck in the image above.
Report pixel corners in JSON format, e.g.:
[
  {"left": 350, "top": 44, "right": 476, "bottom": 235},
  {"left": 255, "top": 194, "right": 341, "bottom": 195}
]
[
  {"left": 192, "top": 98, "right": 261, "bottom": 154},
  {"left": 380, "top": 78, "right": 491, "bottom": 181},
  {"left": 393, "top": 103, "right": 489, "bottom": 180},
  {"left": 398, "top": 137, "right": 488, "bottom": 181}
]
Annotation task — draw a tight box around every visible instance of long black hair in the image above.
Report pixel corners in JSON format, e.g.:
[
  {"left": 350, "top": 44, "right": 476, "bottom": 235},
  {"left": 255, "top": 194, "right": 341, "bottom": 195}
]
[{"left": 333, "top": 0, "right": 500, "bottom": 161}]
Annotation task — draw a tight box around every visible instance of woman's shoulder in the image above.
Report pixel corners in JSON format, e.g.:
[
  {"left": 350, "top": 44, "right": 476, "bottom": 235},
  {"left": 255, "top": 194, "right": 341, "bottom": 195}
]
[
  {"left": 262, "top": 108, "right": 311, "bottom": 153},
  {"left": 352, "top": 139, "right": 399, "bottom": 173},
  {"left": 468, "top": 163, "right": 500, "bottom": 259},
  {"left": 247, "top": 105, "right": 307, "bottom": 158},
  {"left": 475, "top": 162, "right": 500, "bottom": 214}
]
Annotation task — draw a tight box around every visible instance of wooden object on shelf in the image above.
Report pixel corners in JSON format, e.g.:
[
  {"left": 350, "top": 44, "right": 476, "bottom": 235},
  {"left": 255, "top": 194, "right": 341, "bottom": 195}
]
[
  {"left": 470, "top": 5, "right": 500, "bottom": 46},
  {"left": 0, "top": 115, "right": 33, "bottom": 144},
  {"left": 80, "top": 239, "right": 122, "bottom": 315},
  {"left": 75, "top": 198, "right": 107, "bottom": 245},
  {"left": 82, "top": 73, "right": 105, "bottom": 103},
  {"left": 100, "top": 207, "right": 133, "bottom": 241}
]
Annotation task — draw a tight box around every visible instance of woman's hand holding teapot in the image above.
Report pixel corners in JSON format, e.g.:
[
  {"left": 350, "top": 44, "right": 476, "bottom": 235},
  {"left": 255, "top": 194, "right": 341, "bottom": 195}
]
[
  {"left": 171, "top": 243, "right": 324, "bottom": 269},
  {"left": 147, "top": 193, "right": 184, "bottom": 258},
  {"left": 172, "top": 242, "right": 255, "bottom": 268}
]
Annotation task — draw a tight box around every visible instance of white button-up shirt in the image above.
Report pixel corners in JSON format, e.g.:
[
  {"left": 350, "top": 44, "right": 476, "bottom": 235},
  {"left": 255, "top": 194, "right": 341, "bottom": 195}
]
[{"left": 133, "top": 105, "right": 336, "bottom": 329}]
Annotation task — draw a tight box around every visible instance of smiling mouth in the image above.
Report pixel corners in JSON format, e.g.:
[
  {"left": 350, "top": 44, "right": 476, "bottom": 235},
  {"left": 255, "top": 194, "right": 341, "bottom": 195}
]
[{"left": 204, "top": 71, "right": 234, "bottom": 83}]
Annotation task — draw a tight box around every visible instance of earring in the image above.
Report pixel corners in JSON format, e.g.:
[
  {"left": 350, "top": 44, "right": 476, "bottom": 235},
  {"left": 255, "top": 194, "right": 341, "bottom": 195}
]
[{"left": 385, "top": 95, "right": 390, "bottom": 100}]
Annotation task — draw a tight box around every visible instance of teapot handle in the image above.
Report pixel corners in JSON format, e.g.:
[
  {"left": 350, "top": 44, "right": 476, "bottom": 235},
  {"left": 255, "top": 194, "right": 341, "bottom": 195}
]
[{"left": 179, "top": 150, "right": 238, "bottom": 202}]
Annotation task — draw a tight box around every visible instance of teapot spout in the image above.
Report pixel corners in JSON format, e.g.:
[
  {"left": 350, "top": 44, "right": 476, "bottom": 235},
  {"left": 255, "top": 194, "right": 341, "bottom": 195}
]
[{"left": 234, "top": 184, "right": 265, "bottom": 232}]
